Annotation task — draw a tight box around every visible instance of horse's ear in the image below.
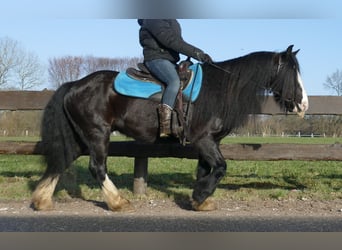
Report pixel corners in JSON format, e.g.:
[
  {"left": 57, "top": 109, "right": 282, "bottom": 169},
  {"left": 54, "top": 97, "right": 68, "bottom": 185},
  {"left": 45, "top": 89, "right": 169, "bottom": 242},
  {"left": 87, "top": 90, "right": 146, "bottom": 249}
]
[
  {"left": 286, "top": 45, "right": 294, "bottom": 54},
  {"left": 293, "top": 49, "right": 300, "bottom": 55}
]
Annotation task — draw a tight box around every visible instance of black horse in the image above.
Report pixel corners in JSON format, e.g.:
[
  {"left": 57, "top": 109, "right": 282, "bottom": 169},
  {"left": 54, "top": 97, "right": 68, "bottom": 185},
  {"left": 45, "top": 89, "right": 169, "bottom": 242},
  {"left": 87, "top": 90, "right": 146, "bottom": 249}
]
[{"left": 32, "top": 45, "right": 308, "bottom": 211}]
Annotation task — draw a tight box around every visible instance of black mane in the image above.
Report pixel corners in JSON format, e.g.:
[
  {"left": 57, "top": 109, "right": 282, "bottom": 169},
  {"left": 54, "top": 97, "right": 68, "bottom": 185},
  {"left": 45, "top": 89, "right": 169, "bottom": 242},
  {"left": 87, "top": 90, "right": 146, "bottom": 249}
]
[{"left": 191, "top": 50, "right": 298, "bottom": 140}]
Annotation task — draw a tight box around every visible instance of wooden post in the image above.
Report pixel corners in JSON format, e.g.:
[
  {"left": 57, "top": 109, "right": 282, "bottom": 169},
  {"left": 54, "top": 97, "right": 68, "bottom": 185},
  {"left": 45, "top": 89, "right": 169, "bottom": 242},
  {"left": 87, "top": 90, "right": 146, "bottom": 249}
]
[{"left": 133, "top": 157, "right": 148, "bottom": 195}]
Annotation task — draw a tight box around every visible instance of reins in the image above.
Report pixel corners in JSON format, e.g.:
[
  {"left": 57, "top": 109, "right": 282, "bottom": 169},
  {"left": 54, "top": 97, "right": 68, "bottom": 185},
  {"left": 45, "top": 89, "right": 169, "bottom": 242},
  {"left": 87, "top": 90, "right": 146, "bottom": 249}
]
[
  {"left": 183, "top": 61, "right": 231, "bottom": 124},
  {"left": 207, "top": 62, "right": 232, "bottom": 74},
  {"left": 181, "top": 62, "right": 231, "bottom": 145}
]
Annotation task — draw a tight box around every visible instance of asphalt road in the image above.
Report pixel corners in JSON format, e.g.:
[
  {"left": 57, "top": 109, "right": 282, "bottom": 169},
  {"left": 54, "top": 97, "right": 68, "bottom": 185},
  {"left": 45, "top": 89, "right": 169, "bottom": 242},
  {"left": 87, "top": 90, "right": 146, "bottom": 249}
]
[
  {"left": 1, "top": 199, "right": 342, "bottom": 232},
  {"left": 1, "top": 215, "right": 342, "bottom": 232}
]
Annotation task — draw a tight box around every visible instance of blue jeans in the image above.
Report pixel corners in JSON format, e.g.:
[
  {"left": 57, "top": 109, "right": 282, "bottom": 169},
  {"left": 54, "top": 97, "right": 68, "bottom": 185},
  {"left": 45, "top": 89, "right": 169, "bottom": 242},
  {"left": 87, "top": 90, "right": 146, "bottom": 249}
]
[{"left": 145, "top": 59, "right": 180, "bottom": 108}]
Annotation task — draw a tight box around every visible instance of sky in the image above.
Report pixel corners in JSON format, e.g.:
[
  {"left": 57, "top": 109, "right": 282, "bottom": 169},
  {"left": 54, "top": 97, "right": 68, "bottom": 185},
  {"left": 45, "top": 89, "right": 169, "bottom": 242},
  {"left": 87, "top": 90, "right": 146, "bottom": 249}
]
[{"left": 1, "top": 0, "right": 342, "bottom": 95}]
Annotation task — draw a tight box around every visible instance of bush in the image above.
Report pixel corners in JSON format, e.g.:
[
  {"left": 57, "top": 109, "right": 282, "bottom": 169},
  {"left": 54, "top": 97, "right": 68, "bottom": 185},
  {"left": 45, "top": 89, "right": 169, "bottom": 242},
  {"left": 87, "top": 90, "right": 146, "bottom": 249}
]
[{"left": 0, "top": 110, "right": 42, "bottom": 136}]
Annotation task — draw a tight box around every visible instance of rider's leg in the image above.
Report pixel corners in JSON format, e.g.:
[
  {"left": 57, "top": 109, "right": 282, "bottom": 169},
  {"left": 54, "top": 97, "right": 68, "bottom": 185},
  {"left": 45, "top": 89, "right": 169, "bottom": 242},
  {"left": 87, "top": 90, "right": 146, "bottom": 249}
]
[{"left": 145, "top": 59, "right": 180, "bottom": 136}]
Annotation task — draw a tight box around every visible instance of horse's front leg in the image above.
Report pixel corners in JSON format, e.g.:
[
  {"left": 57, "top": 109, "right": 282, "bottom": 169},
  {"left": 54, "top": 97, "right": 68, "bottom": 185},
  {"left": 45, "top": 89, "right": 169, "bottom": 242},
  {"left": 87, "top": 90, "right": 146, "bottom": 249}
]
[{"left": 192, "top": 137, "right": 227, "bottom": 211}]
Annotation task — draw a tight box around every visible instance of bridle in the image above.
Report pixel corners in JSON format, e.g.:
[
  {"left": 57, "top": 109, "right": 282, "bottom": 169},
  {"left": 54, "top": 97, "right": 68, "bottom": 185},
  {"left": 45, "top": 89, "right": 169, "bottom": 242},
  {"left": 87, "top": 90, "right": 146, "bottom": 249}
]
[
  {"left": 272, "top": 55, "right": 303, "bottom": 113},
  {"left": 267, "top": 53, "right": 302, "bottom": 113},
  {"left": 206, "top": 54, "right": 302, "bottom": 113}
]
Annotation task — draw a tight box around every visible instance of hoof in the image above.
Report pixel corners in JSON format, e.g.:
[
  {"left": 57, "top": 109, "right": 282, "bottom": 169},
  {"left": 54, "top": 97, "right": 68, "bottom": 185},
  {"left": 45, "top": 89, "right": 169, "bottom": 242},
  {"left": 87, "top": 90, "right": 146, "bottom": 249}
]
[
  {"left": 31, "top": 198, "right": 54, "bottom": 211},
  {"left": 107, "top": 197, "right": 134, "bottom": 212},
  {"left": 192, "top": 198, "right": 217, "bottom": 211}
]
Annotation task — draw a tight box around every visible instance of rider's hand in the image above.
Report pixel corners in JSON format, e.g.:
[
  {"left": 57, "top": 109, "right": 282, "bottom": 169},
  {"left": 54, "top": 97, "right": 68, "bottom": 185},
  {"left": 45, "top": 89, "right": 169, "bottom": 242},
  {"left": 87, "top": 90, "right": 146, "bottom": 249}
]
[{"left": 196, "top": 52, "right": 213, "bottom": 64}]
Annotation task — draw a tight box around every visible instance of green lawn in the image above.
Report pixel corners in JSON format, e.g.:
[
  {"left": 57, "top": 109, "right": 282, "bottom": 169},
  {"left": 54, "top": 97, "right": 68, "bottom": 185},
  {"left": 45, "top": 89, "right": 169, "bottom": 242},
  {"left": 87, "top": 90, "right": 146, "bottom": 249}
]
[
  {"left": 221, "top": 136, "right": 342, "bottom": 144},
  {"left": 0, "top": 136, "right": 341, "bottom": 202},
  {"left": 1, "top": 135, "right": 340, "bottom": 144},
  {"left": 0, "top": 153, "right": 341, "bottom": 202}
]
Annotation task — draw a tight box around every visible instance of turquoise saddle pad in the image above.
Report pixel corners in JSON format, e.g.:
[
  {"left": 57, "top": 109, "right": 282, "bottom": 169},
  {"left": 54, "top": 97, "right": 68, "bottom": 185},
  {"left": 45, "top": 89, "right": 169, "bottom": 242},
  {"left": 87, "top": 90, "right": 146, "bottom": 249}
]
[{"left": 113, "top": 64, "right": 203, "bottom": 102}]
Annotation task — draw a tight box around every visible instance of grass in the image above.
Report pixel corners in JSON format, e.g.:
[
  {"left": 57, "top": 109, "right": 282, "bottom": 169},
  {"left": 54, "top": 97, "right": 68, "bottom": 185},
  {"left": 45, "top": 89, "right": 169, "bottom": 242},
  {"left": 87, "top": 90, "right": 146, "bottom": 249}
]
[
  {"left": 0, "top": 136, "right": 41, "bottom": 142},
  {"left": 0, "top": 136, "right": 341, "bottom": 203},
  {"left": 221, "top": 136, "right": 342, "bottom": 144},
  {"left": 0, "top": 154, "right": 341, "bottom": 203},
  {"left": 219, "top": 160, "right": 342, "bottom": 201},
  {"left": 0, "top": 155, "right": 45, "bottom": 200},
  {"left": 1, "top": 135, "right": 341, "bottom": 145}
]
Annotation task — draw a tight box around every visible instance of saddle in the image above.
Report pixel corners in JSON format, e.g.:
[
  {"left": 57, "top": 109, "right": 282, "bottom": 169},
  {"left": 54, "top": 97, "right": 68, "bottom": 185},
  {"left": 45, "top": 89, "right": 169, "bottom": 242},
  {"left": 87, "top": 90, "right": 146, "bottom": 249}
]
[
  {"left": 126, "top": 59, "right": 193, "bottom": 91},
  {"left": 114, "top": 61, "right": 203, "bottom": 144},
  {"left": 126, "top": 60, "right": 194, "bottom": 144}
]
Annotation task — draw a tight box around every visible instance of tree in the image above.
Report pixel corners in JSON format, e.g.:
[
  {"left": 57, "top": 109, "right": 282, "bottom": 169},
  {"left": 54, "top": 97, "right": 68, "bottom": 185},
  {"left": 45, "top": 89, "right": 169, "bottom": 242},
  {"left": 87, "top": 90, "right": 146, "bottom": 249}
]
[
  {"left": 0, "top": 37, "right": 44, "bottom": 90},
  {"left": 48, "top": 55, "right": 142, "bottom": 88},
  {"left": 0, "top": 37, "right": 19, "bottom": 88},
  {"left": 324, "top": 69, "right": 342, "bottom": 96},
  {"left": 48, "top": 56, "right": 84, "bottom": 88},
  {"left": 14, "top": 50, "right": 44, "bottom": 90}
]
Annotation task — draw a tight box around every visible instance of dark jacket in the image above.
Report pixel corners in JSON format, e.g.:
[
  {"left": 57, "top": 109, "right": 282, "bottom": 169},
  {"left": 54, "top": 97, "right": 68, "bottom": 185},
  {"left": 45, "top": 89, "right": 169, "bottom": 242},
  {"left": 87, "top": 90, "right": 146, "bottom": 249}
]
[{"left": 138, "top": 19, "right": 204, "bottom": 63}]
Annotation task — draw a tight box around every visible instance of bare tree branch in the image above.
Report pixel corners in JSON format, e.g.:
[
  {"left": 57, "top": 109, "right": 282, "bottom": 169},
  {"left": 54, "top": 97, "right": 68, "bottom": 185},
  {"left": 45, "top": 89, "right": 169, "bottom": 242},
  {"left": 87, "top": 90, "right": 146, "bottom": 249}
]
[
  {"left": 48, "top": 55, "right": 143, "bottom": 89},
  {"left": 14, "top": 50, "right": 44, "bottom": 90},
  {"left": 324, "top": 69, "right": 342, "bottom": 96},
  {"left": 0, "top": 37, "right": 45, "bottom": 90},
  {"left": 48, "top": 56, "right": 83, "bottom": 88},
  {"left": 0, "top": 37, "right": 19, "bottom": 87}
]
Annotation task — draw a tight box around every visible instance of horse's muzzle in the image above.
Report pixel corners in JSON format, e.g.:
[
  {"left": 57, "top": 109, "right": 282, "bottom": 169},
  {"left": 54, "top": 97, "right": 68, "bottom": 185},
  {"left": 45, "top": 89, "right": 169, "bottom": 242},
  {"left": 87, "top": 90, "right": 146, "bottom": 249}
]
[{"left": 294, "top": 100, "right": 309, "bottom": 118}]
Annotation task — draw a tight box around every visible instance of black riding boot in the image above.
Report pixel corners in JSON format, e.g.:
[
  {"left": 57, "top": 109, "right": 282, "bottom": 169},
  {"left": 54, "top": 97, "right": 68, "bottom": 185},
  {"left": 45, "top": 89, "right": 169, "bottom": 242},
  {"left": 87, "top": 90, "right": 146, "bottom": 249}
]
[{"left": 158, "top": 104, "right": 172, "bottom": 137}]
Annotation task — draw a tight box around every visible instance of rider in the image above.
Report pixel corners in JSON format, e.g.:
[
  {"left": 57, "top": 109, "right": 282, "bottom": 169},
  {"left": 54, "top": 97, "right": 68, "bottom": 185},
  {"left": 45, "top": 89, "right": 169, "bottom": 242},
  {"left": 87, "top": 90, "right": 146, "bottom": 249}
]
[{"left": 138, "top": 19, "right": 212, "bottom": 137}]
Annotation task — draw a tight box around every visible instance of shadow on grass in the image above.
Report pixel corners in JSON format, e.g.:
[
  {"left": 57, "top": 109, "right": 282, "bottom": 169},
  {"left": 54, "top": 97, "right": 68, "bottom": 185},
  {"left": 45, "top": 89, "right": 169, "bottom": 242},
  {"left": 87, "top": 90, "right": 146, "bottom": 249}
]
[
  {"left": 1, "top": 163, "right": 311, "bottom": 211},
  {"left": 219, "top": 179, "right": 306, "bottom": 191},
  {"left": 220, "top": 173, "right": 307, "bottom": 191}
]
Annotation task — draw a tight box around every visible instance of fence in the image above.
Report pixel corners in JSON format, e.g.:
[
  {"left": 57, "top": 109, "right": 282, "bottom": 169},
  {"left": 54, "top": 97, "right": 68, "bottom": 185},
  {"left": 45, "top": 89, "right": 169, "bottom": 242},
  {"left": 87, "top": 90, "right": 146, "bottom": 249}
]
[{"left": 0, "top": 91, "right": 342, "bottom": 194}]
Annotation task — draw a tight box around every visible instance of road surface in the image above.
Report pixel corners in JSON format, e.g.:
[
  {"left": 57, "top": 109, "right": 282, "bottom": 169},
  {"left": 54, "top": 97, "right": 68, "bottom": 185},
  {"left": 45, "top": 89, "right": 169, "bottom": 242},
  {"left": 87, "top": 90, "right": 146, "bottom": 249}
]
[{"left": 0, "top": 199, "right": 341, "bottom": 231}]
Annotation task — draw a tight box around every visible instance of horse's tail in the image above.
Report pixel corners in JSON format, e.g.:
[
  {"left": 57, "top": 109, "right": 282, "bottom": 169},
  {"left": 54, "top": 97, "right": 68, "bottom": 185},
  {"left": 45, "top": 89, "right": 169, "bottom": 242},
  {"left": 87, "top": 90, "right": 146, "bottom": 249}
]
[
  {"left": 41, "top": 82, "right": 84, "bottom": 176},
  {"left": 32, "top": 81, "right": 86, "bottom": 210}
]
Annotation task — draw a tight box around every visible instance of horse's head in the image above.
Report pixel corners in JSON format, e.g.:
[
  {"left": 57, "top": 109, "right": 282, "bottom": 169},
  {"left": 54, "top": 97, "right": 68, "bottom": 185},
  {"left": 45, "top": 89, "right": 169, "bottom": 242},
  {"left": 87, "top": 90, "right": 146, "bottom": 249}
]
[{"left": 271, "top": 45, "right": 309, "bottom": 117}]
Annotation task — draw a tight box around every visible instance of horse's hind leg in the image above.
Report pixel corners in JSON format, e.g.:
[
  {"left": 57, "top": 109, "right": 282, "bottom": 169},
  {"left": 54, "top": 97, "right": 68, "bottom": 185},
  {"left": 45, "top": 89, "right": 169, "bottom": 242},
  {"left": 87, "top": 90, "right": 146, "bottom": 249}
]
[
  {"left": 87, "top": 129, "right": 133, "bottom": 212},
  {"left": 32, "top": 174, "right": 60, "bottom": 210},
  {"left": 101, "top": 173, "right": 131, "bottom": 211}
]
